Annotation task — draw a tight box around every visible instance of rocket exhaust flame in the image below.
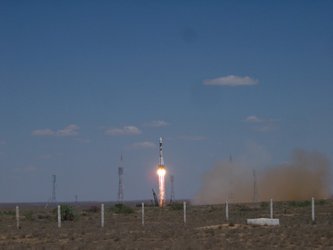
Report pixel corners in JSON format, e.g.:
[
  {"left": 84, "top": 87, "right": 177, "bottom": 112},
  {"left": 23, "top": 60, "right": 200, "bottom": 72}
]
[{"left": 157, "top": 166, "right": 166, "bottom": 207}]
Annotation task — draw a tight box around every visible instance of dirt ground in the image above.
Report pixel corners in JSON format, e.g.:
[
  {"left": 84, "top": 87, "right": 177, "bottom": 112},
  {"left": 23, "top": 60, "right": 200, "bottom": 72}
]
[{"left": 0, "top": 199, "right": 332, "bottom": 249}]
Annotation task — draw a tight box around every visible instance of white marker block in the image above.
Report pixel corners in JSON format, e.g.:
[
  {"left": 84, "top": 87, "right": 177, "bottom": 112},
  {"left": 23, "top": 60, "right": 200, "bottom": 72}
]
[
  {"left": 225, "top": 201, "right": 229, "bottom": 221},
  {"left": 247, "top": 218, "right": 280, "bottom": 226}
]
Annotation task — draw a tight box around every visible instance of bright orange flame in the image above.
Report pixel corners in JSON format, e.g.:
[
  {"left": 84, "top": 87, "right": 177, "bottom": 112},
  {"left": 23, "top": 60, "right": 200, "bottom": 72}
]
[
  {"left": 157, "top": 167, "right": 166, "bottom": 176},
  {"left": 157, "top": 166, "right": 166, "bottom": 207}
]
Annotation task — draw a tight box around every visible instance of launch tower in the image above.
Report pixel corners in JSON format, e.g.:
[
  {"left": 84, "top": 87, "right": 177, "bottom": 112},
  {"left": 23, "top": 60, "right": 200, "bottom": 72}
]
[{"left": 170, "top": 175, "right": 175, "bottom": 203}]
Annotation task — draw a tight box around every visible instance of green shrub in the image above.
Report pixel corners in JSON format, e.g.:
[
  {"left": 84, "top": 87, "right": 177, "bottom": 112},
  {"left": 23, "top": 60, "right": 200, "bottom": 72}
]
[
  {"left": 84, "top": 206, "right": 100, "bottom": 213},
  {"left": 111, "top": 204, "right": 134, "bottom": 214},
  {"left": 24, "top": 211, "right": 34, "bottom": 221},
  {"left": 169, "top": 203, "right": 183, "bottom": 210},
  {"left": 288, "top": 200, "right": 311, "bottom": 207},
  {"left": 317, "top": 199, "right": 327, "bottom": 206},
  {"left": 37, "top": 213, "right": 51, "bottom": 220},
  {"left": 0, "top": 210, "right": 15, "bottom": 216},
  {"left": 260, "top": 202, "right": 268, "bottom": 209},
  {"left": 239, "top": 205, "right": 252, "bottom": 212},
  {"left": 53, "top": 204, "right": 78, "bottom": 221}
]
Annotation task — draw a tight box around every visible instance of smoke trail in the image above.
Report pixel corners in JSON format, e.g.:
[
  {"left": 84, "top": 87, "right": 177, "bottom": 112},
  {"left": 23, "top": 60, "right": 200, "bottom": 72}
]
[
  {"left": 193, "top": 161, "right": 252, "bottom": 204},
  {"left": 259, "top": 149, "right": 331, "bottom": 201},
  {"left": 193, "top": 149, "right": 331, "bottom": 204}
]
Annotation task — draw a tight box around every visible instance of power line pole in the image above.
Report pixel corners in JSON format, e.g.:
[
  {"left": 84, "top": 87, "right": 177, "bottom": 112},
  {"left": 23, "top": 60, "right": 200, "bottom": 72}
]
[
  {"left": 51, "top": 174, "right": 56, "bottom": 203},
  {"left": 253, "top": 169, "right": 258, "bottom": 203},
  {"left": 117, "top": 154, "right": 124, "bottom": 203}
]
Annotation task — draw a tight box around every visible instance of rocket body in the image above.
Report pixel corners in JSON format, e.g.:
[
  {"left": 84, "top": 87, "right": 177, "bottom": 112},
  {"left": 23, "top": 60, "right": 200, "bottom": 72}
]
[{"left": 159, "top": 137, "right": 165, "bottom": 167}]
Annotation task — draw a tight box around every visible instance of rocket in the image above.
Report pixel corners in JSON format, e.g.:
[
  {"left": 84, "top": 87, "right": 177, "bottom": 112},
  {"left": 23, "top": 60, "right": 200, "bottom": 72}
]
[
  {"left": 157, "top": 137, "right": 166, "bottom": 207},
  {"left": 159, "top": 137, "right": 165, "bottom": 167}
]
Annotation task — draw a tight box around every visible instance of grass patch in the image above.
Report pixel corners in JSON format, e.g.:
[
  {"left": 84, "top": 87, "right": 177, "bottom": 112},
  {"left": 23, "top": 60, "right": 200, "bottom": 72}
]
[
  {"left": 260, "top": 202, "right": 268, "bottom": 209},
  {"left": 169, "top": 202, "right": 184, "bottom": 211},
  {"left": 23, "top": 211, "right": 34, "bottom": 221},
  {"left": 239, "top": 205, "right": 253, "bottom": 212},
  {"left": 0, "top": 210, "right": 15, "bottom": 216},
  {"left": 288, "top": 200, "right": 311, "bottom": 207},
  {"left": 111, "top": 204, "right": 134, "bottom": 214},
  {"left": 317, "top": 199, "right": 327, "bottom": 206},
  {"left": 84, "top": 205, "right": 100, "bottom": 213}
]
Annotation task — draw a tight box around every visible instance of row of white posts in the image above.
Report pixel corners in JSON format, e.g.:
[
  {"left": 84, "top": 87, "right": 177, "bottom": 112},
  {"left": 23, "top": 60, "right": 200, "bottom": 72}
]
[
  {"left": 56, "top": 202, "right": 187, "bottom": 228},
  {"left": 225, "top": 198, "right": 316, "bottom": 222},
  {"left": 13, "top": 198, "right": 317, "bottom": 229}
]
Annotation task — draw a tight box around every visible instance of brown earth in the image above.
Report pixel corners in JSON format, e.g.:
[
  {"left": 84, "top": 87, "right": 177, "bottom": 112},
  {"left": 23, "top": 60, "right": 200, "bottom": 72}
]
[{"left": 0, "top": 200, "right": 333, "bottom": 249}]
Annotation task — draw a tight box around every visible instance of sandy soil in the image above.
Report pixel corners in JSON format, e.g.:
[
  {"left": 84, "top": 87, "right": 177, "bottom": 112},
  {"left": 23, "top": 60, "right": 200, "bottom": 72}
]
[{"left": 0, "top": 200, "right": 332, "bottom": 249}]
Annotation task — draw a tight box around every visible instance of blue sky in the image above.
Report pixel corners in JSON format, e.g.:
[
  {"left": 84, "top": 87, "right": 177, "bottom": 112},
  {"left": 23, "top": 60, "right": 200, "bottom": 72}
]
[{"left": 0, "top": 1, "right": 332, "bottom": 202}]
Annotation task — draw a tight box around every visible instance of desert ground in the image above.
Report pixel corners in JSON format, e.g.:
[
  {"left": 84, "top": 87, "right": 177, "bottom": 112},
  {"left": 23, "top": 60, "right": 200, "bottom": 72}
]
[{"left": 0, "top": 199, "right": 332, "bottom": 249}]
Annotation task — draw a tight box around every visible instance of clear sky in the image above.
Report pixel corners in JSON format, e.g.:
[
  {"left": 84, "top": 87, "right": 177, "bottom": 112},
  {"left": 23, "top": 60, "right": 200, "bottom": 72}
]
[{"left": 0, "top": 1, "right": 332, "bottom": 202}]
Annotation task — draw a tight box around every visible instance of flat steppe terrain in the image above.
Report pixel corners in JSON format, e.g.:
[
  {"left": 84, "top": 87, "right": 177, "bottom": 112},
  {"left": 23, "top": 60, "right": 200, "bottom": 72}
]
[{"left": 0, "top": 200, "right": 332, "bottom": 249}]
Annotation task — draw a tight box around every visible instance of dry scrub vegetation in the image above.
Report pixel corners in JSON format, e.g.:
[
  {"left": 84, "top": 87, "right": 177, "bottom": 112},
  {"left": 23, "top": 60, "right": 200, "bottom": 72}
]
[{"left": 0, "top": 200, "right": 332, "bottom": 249}]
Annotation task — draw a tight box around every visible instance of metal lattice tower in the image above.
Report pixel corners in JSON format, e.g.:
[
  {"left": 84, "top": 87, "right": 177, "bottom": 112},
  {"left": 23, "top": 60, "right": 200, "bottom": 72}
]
[
  {"left": 253, "top": 169, "right": 258, "bottom": 203},
  {"left": 117, "top": 154, "right": 124, "bottom": 203},
  {"left": 228, "top": 154, "right": 233, "bottom": 202},
  {"left": 170, "top": 175, "right": 175, "bottom": 203},
  {"left": 51, "top": 174, "right": 56, "bottom": 203}
]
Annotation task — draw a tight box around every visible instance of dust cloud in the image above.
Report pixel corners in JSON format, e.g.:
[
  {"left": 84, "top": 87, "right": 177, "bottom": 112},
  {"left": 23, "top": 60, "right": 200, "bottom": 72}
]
[{"left": 193, "top": 149, "right": 331, "bottom": 204}]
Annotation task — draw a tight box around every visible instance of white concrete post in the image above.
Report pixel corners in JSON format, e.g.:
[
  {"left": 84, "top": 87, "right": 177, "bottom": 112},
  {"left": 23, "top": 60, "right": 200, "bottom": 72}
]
[
  {"left": 312, "top": 197, "right": 315, "bottom": 222},
  {"left": 101, "top": 203, "right": 105, "bottom": 228},
  {"left": 16, "top": 206, "right": 19, "bottom": 229},
  {"left": 141, "top": 202, "right": 144, "bottom": 226},
  {"left": 183, "top": 201, "right": 187, "bottom": 224},
  {"left": 57, "top": 205, "right": 61, "bottom": 228},
  {"left": 270, "top": 199, "right": 273, "bottom": 219},
  {"left": 225, "top": 200, "right": 229, "bottom": 221}
]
